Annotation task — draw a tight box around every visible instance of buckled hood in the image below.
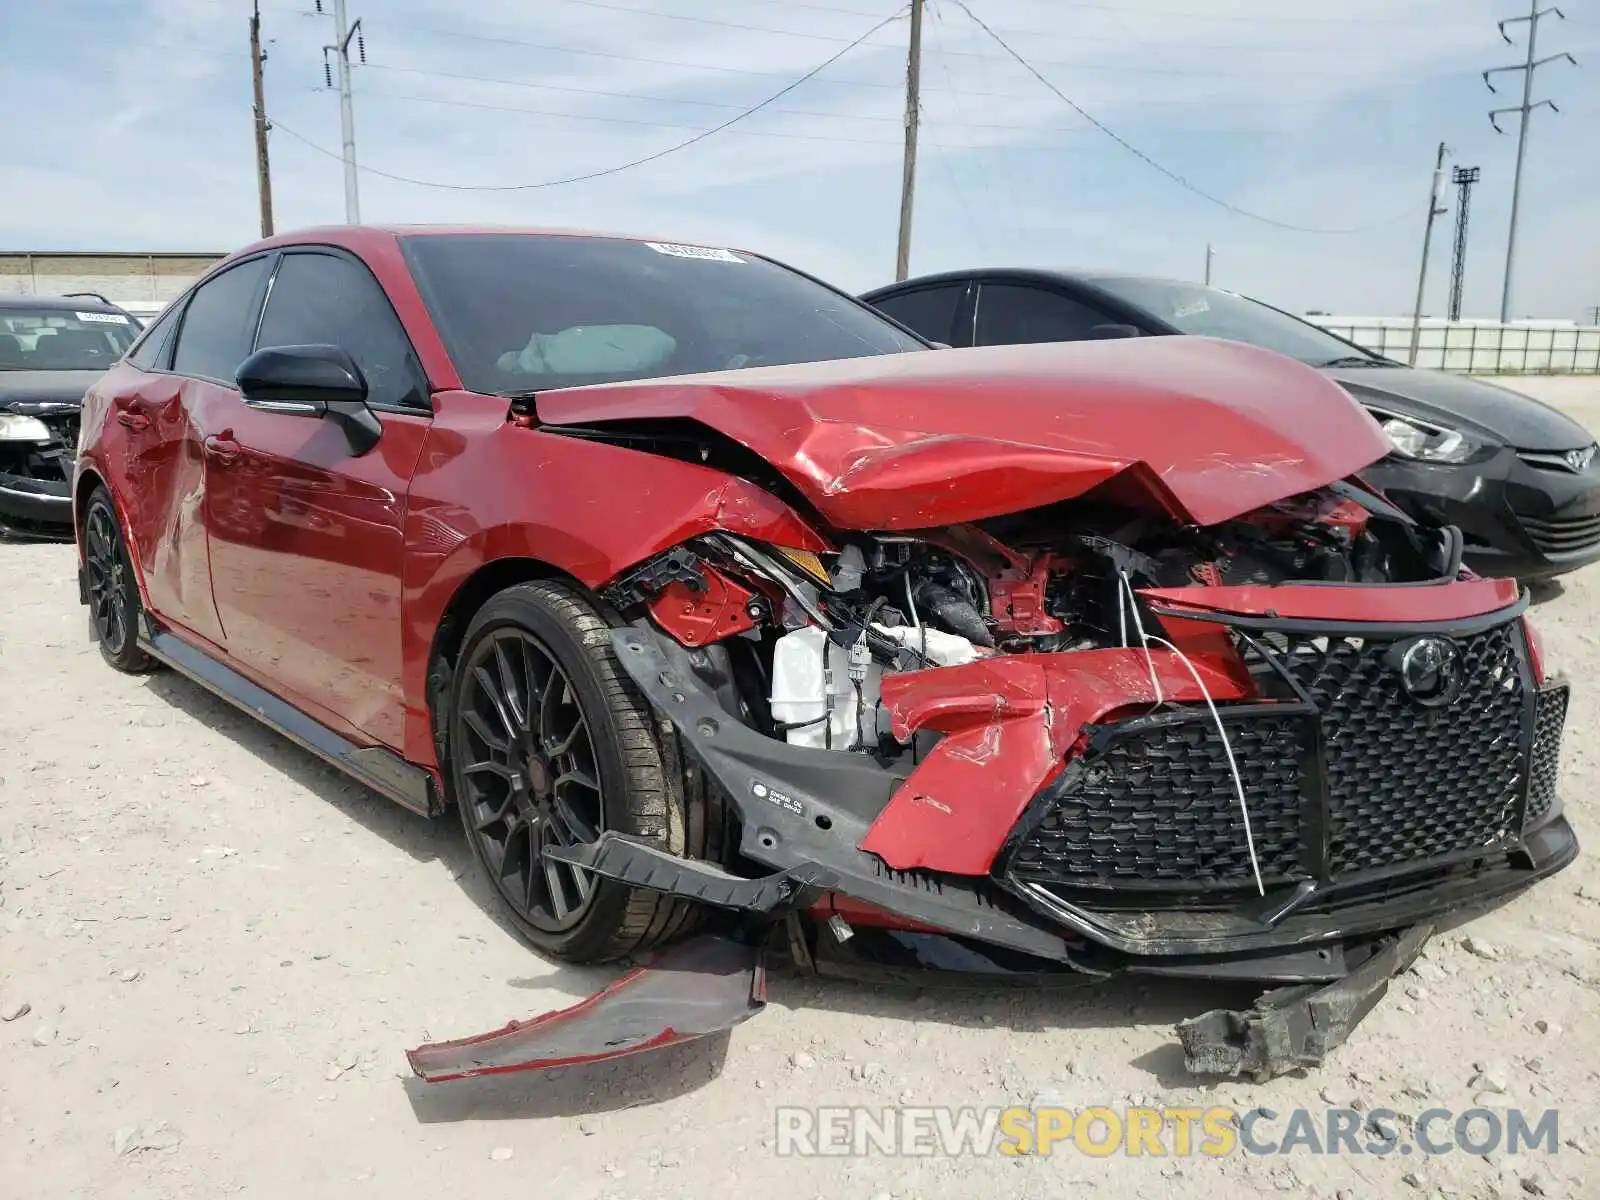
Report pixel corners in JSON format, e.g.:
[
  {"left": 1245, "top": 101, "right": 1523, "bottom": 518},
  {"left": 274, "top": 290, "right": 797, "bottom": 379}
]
[{"left": 535, "top": 337, "right": 1392, "bottom": 530}]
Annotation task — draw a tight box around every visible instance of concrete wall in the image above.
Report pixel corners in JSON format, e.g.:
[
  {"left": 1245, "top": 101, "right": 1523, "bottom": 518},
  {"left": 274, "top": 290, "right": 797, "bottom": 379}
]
[{"left": 0, "top": 252, "right": 223, "bottom": 311}]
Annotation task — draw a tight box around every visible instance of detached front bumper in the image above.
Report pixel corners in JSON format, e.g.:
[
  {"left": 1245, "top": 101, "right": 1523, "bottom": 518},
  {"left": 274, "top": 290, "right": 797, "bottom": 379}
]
[{"left": 551, "top": 601, "right": 1579, "bottom": 982}]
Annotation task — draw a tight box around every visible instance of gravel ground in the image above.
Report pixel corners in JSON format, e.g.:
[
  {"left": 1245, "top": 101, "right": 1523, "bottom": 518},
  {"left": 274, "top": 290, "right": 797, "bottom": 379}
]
[{"left": 4, "top": 377, "right": 1600, "bottom": 1200}]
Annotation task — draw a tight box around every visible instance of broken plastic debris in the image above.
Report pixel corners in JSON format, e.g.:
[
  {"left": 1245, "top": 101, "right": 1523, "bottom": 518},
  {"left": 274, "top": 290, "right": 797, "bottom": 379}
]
[
  {"left": 407, "top": 936, "right": 766, "bottom": 1083},
  {"left": 1175, "top": 924, "right": 1432, "bottom": 1081}
]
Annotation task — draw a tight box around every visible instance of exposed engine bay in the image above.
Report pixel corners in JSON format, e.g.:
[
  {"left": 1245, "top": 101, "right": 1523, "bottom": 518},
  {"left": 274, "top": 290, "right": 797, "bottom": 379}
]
[{"left": 605, "top": 479, "right": 1464, "bottom": 762}]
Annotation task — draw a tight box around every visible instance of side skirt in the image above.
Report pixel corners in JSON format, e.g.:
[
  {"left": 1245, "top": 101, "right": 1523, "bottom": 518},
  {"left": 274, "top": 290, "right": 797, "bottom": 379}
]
[{"left": 138, "top": 623, "right": 441, "bottom": 818}]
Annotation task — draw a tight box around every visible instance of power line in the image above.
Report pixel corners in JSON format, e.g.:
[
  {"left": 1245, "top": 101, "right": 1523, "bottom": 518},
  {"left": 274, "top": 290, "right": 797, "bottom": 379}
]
[
  {"left": 928, "top": 0, "right": 1024, "bottom": 244},
  {"left": 358, "top": 30, "right": 1398, "bottom": 107},
  {"left": 147, "top": 0, "right": 1499, "bottom": 30},
  {"left": 354, "top": 85, "right": 1093, "bottom": 146},
  {"left": 990, "top": 0, "right": 1495, "bottom": 28},
  {"left": 545, "top": 0, "right": 1446, "bottom": 77},
  {"left": 551, "top": 0, "right": 896, "bottom": 42},
  {"left": 348, "top": 88, "right": 908, "bottom": 145},
  {"left": 947, "top": 0, "right": 1412, "bottom": 236},
  {"left": 360, "top": 61, "right": 905, "bottom": 120},
  {"left": 361, "top": 59, "right": 1201, "bottom": 136},
  {"left": 271, "top": 7, "right": 908, "bottom": 192},
  {"left": 720, "top": 0, "right": 903, "bottom": 14},
  {"left": 378, "top": 22, "right": 907, "bottom": 91}
]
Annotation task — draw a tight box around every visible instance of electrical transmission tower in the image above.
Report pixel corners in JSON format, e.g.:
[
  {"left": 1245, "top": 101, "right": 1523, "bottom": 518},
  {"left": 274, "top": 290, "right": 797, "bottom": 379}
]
[
  {"left": 1484, "top": 2, "right": 1578, "bottom": 321},
  {"left": 1448, "top": 167, "right": 1480, "bottom": 321},
  {"left": 315, "top": 0, "right": 366, "bottom": 224}
]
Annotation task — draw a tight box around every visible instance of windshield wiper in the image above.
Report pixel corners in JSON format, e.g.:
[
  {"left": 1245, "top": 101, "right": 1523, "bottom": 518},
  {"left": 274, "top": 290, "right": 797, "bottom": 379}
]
[{"left": 1317, "top": 355, "right": 1397, "bottom": 368}]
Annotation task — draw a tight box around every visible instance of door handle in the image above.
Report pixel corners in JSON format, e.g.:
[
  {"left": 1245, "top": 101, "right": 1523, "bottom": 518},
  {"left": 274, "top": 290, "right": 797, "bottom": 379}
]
[
  {"left": 116, "top": 411, "right": 151, "bottom": 431},
  {"left": 204, "top": 435, "right": 243, "bottom": 467}
]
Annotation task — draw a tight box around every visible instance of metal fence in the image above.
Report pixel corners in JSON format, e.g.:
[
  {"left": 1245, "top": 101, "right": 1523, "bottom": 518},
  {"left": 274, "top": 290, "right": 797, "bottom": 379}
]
[{"left": 1309, "top": 318, "right": 1600, "bottom": 375}]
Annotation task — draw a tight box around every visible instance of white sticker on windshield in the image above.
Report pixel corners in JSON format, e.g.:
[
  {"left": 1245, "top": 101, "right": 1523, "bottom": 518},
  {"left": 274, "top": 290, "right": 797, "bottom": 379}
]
[
  {"left": 644, "top": 242, "right": 744, "bottom": 264},
  {"left": 1173, "top": 299, "right": 1210, "bottom": 319},
  {"left": 76, "top": 311, "right": 130, "bottom": 324}
]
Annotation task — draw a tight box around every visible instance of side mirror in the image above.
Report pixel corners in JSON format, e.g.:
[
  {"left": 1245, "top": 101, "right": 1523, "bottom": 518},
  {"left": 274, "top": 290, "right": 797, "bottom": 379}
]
[
  {"left": 1088, "top": 324, "right": 1142, "bottom": 340},
  {"left": 236, "top": 344, "right": 382, "bottom": 456}
]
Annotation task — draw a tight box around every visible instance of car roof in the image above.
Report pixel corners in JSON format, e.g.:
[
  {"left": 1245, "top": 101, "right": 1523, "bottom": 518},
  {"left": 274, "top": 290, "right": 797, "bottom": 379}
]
[
  {"left": 861, "top": 267, "right": 1195, "bottom": 298},
  {"left": 232, "top": 224, "right": 761, "bottom": 259},
  {"left": 0, "top": 293, "right": 129, "bottom": 313}
]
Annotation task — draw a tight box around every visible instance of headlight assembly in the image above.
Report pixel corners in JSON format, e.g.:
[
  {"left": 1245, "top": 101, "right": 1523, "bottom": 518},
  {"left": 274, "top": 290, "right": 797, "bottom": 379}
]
[
  {"left": 1370, "top": 409, "right": 1480, "bottom": 464},
  {"left": 0, "top": 413, "right": 52, "bottom": 442}
]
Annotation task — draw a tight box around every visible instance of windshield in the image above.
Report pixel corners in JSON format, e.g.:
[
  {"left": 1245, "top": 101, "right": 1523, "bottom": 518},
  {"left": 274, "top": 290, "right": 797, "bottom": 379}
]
[
  {"left": 1087, "top": 276, "right": 1381, "bottom": 367},
  {"left": 402, "top": 234, "right": 925, "bottom": 394},
  {"left": 0, "top": 307, "right": 139, "bottom": 371}
]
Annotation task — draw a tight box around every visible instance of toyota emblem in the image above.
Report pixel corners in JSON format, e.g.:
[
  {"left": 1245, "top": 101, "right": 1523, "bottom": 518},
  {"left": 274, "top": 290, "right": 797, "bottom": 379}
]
[
  {"left": 1564, "top": 445, "right": 1596, "bottom": 473},
  {"left": 1389, "top": 636, "right": 1461, "bottom": 708}
]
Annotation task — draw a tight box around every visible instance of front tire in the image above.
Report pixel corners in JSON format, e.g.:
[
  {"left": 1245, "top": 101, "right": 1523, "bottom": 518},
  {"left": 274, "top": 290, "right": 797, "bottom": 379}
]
[
  {"left": 447, "top": 580, "right": 711, "bottom": 963},
  {"left": 83, "top": 487, "right": 155, "bottom": 675}
]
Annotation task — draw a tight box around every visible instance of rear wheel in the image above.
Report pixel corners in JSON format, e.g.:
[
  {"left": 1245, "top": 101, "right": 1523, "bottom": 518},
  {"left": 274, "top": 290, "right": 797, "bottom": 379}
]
[
  {"left": 83, "top": 488, "right": 155, "bottom": 675},
  {"left": 448, "top": 580, "right": 715, "bottom": 963}
]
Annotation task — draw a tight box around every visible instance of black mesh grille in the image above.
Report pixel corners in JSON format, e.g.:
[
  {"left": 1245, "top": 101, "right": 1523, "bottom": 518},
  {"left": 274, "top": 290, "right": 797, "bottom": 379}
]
[
  {"left": 1009, "top": 713, "right": 1312, "bottom": 887},
  {"left": 1008, "top": 619, "right": 1540, "bottom": 893},
  {"left": 1278, "top": 624, "right": 1526, "bottom": 876},
  {"left": 1526, "top": 683, "right": 1569, "bottom": 824}
]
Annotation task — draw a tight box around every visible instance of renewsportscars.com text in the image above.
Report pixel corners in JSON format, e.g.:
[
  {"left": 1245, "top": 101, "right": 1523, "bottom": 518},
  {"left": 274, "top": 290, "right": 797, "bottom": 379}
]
[{"left": 774, "top": 1105, "right": 1560, "bottom": 1159}]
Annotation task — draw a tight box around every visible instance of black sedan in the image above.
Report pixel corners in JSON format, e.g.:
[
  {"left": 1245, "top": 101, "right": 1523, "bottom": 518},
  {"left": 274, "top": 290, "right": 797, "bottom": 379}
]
[
  {"left": 862, "top": 268, "right": 1600, "bottom": 581},
  {"left": 0, "top": 294, "right": 140, "bottom": 538}
]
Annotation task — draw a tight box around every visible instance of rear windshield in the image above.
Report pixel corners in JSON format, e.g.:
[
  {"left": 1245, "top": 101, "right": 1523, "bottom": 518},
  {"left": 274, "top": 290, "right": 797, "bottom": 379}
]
[
  {"left": 0, "top": 307, "right": 139, "bottom": 371},
  {"left": 402, "top": 233, "right": 924, "bottom": 394}
]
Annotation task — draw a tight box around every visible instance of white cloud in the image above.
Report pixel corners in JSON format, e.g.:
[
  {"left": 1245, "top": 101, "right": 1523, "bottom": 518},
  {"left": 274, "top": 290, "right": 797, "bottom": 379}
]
[{"left": 0, "top": 0, "right": 1594, "bottom": 317}]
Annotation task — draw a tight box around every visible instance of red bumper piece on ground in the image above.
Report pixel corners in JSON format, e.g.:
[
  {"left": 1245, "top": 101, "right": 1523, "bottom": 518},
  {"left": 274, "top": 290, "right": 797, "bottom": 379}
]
[{"left": 407, "top": 936, "right": 766, "bottom": 1083}]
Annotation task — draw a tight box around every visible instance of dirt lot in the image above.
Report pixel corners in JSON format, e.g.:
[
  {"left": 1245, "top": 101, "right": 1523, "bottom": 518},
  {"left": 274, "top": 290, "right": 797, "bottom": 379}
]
[{"left": 4, "top": 377, "right": 1600, "bottom": 1200}]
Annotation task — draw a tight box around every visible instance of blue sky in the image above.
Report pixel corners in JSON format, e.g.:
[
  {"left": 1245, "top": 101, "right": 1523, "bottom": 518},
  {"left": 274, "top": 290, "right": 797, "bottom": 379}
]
[{"left": 2, "top": 0, "right": 1596, "bottom": 319}]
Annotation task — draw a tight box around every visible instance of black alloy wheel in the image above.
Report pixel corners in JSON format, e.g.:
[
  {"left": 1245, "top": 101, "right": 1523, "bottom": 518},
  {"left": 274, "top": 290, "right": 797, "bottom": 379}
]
[
  {"left": 456, "top": 626, "right": 605, "bottom": 933},
  {"left": 84, "top": 488, "right": 154, "bottom": 674},
  {"left": 448, "top": 580, "right": 723, "bottom": 962}
]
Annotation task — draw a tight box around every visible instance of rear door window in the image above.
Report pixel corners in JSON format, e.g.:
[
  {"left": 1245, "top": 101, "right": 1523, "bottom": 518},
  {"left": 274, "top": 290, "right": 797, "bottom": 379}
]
[
  {"left": 973, "top": 284, "right": 1119, "bottom": 346},
  {"left": 868, "top": 284, "right": 966, "bottom": 345},
  {"left": 170, "top": 258, "right": 272, "bottom": 385},
  {"left": 126, "top": 301, "right": 185, "bottom": 371}
]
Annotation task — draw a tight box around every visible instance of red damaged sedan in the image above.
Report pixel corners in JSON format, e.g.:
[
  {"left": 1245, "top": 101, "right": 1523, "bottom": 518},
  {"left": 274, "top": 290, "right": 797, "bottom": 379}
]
[{"left": 75, "top": 227, "right": 1574, "bottom": 1080}]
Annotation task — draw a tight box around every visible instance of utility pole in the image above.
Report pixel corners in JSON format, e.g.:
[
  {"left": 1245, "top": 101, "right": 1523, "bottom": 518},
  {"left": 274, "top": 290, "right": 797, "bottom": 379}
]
[
  {"left": 249, "top": 1, "right": 274, "bottom": 238},
  {"left": 1485, "top": 2, "right": 1577, "bottom": 321},
  {"left": 317, "top": 0, "right": 365, "bottom": 224},
  {"left": 894, "top": 0, "right": 924, "bottom": 282},
  {"left": 1589, "top": 306, "right": 1600, "bottom": 327},
  {"left": 1407, "top": 142, "right": 1450, "bottom": 366},
  {"left": 1204, "top": 243, "right": 1214, "bottom": 286},
  {"left": 1447, "top": 166, "right": 1481, "bottom": 321}
]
